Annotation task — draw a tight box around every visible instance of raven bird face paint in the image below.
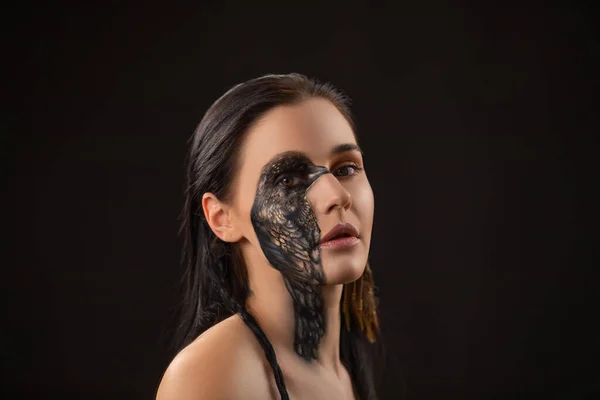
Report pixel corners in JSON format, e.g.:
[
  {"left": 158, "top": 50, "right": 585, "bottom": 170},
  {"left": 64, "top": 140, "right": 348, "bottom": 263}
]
[{"left": 250, "top": 151, "right": 330, "bottom": 361}]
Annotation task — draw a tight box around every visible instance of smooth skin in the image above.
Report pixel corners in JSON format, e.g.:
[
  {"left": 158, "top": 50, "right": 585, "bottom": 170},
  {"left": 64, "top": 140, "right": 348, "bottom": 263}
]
[{"left": 157, "top": 98, "right": 375, "bottom": 400}]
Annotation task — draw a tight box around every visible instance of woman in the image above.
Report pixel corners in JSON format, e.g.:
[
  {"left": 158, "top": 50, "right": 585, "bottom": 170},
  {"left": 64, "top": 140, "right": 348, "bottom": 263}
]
[{"left": 157, "top": 73, "right": 381, "bottom": 399}]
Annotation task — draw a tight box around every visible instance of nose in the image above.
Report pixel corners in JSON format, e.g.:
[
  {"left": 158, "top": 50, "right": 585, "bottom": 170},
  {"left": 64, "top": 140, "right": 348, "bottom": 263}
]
[{"left": 306, "top": 173, "right": 352, "bottom": 215}]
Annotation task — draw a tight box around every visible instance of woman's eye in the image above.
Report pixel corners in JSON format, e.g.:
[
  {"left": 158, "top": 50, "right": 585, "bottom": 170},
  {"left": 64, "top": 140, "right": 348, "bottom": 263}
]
[
  {"left": 277, "top": 175, "right": 301, "bottom": 187},
  {"left": 334, "top": 164, "right": 362, "bottom": 177}
]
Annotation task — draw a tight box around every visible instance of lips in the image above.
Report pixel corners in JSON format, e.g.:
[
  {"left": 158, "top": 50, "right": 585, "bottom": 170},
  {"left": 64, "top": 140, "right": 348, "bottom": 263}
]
[{"left": 319, "top": 222, "right": 359, "bottom": 244}]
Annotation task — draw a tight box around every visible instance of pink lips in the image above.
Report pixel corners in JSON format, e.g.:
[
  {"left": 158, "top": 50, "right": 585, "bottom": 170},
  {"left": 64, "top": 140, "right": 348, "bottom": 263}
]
[
  {"left": 319, "top": 235, "right": 360, "bottom": 249},
  {"left": 319, "top": 222, "right": 360, "bottom": 249}
]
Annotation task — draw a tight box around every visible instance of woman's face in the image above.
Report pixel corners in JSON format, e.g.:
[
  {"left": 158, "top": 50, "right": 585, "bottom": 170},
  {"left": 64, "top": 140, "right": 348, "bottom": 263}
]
[{"left": 229, "top": 97, "right": 374, "bottom": 285}]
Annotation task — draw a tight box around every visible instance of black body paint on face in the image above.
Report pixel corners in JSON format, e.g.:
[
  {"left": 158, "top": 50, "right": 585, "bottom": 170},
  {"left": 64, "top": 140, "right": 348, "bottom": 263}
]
[{"left": 250, "top": 152, "right": 330, "bottom": 361}]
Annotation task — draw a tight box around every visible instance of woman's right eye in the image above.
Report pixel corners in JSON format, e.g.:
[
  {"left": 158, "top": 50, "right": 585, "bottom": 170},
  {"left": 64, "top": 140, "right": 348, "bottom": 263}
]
[{"left": 276, "top": 174, "right": 301, "bottom": 188}]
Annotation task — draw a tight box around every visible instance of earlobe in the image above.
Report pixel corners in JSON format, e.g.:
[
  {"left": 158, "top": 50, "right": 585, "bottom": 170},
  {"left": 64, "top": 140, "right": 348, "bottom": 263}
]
[{"left": 201, "top": 192, "right": 242, "bottom": 243}]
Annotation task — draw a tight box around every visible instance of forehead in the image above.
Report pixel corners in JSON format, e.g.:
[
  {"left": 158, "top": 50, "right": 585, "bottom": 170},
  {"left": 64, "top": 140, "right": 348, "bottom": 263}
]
[{"left": 239, "top": 97, "right": 356, "bottom": 169}]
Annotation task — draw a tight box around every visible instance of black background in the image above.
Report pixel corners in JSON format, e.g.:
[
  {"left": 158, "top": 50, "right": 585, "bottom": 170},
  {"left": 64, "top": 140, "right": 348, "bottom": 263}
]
[{"left": 4, "top": 2, "right": 596, "bottom": 399}]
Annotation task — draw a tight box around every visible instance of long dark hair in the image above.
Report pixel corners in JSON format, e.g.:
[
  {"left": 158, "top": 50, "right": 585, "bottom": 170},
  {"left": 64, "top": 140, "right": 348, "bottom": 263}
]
[{"left": 173, "top": 73, "right": 380, "bottom": 399}]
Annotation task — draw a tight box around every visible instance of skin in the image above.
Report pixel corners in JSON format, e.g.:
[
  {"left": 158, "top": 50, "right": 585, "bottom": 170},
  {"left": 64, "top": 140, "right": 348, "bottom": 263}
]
[{"left": 157, "top": 98, "right": 375, "bottom": 400}]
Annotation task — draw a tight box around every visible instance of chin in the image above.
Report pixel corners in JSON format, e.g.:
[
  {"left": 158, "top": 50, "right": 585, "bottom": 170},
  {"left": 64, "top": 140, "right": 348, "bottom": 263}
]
[{"left": 321, "top": 254, "right": 368, "bottom": 285}]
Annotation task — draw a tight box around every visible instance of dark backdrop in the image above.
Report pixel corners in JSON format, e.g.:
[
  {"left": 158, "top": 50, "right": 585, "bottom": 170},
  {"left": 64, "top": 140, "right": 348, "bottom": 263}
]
[{"left": 4, "top": 2, "right": 595, "bottom": 399}]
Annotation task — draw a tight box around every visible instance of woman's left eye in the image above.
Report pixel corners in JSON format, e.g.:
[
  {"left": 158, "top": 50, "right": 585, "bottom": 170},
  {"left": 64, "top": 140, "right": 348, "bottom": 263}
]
[{"left": 334, "top": 164, "right": 362, "bottom": 177}]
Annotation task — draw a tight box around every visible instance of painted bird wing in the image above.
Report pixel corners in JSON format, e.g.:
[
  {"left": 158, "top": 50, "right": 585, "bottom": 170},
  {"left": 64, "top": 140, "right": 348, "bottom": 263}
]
[{"left": 255, "top": 205, "right": 318, "bottom": 282}]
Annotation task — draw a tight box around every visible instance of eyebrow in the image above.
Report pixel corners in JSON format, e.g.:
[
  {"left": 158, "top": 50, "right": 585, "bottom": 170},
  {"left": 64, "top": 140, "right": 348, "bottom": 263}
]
[{"left": 330, "top": 143, "right": 363, "bottom": 156}]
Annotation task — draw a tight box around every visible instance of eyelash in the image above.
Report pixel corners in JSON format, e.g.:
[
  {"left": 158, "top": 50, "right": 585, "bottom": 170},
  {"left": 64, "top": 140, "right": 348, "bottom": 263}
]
[
  {"left": 275, "top": 163, "right": 363, "bottom": 187},
  {"left": 333, "top": 163, "right": 363, "bottom": 177},
  {"left": 275, "top": 173, "right": 304, "bottom": 187}
]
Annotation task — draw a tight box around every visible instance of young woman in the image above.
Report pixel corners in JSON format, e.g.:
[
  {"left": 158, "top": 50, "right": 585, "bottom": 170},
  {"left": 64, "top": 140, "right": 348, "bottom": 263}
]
[{"left": 157, "top": 73, "right": 381, "bottom": 400}]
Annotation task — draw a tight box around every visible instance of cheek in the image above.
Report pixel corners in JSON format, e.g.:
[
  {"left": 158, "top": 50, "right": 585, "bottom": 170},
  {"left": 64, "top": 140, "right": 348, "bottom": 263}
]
[
  {"left": 351, "top": 179, "right": 375, "bottom": 234},
  {"left": 231, "top": 177, "right": 261, "bottom": 243}
]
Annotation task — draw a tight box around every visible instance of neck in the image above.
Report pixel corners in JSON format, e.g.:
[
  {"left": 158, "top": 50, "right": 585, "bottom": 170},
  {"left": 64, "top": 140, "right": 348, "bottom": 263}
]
[{"left": 243, "top": 247, "right": 344, "bottom": 373}]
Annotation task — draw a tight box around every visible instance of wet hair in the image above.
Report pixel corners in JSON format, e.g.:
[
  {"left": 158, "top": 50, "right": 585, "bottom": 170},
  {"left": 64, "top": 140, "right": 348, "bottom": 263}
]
[{"left": 172, "top": 73, "right": 380, "bottom": 399}]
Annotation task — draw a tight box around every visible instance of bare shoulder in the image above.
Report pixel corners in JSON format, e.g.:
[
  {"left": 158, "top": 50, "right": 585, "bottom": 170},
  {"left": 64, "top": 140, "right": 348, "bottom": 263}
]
[{"left": 156, "top": 314, "right": 277, "bottom": 400}]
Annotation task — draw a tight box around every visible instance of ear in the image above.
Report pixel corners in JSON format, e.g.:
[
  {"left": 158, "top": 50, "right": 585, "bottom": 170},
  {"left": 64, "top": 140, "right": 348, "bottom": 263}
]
[{"left": 201, "top": 192, "right": 243, "bottom": 243}]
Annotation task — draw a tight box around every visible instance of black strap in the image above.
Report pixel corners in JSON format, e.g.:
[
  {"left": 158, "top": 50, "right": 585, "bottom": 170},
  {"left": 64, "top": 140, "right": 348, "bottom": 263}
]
[{"left": 238, "top": 308, "right": 290, "bottom": 400}]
